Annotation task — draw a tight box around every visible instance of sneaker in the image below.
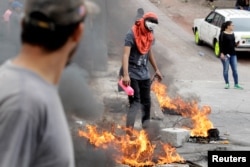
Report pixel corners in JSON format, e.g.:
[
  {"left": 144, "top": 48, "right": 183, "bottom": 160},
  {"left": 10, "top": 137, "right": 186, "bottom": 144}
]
[
  {"left": 234, "top": 84, "right": 243, "bottom": 90},
  {"left": 224, "top": 84, "right": 230, "bottom": 89}
]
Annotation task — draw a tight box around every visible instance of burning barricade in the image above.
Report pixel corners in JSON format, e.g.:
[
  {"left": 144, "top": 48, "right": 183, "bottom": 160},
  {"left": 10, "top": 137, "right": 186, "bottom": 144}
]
[
  {"left": 77, "top": 80, "right": 229, "bottom": 166},
  {"left": 151, "top": 80, "right": 228, "bottom": 144},
  {"left": 78, "top": 125, "right": 184, "bottom": 166}
]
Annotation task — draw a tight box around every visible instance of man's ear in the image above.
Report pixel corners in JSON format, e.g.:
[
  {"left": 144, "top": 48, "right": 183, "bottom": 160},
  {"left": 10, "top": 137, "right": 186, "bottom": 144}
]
[{"left": 72, "top": 23, "right": 84, "bottom": 43}]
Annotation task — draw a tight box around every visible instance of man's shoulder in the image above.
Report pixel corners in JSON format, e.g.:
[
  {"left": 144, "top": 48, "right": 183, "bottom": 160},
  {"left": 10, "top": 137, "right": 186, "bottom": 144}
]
[
  {"left": 0, "top": 63, "right": 56, "bottom": 109},
  {"left": 125, "top": 28, "right": 132, "bottom": 35},
  {"left": 125, "top": 29, "right": 134, "bottom": 40}
]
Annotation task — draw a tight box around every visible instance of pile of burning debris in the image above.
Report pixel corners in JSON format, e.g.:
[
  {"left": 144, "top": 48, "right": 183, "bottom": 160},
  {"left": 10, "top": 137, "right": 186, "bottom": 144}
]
[
  {"left": 188, "top": 128, "right": 229, "bottom": 144},
  {"left": 78, "top": 123, "right": 206, "bottom": 167},
  {"left": 151, "top": 81, "right": 229, "bottom": 144},
  {"left": 77, "top": 81, "right": 229, "bottom": 166},
  {"left": 78, "top": 124, "right": 184, "bottom": 167}
]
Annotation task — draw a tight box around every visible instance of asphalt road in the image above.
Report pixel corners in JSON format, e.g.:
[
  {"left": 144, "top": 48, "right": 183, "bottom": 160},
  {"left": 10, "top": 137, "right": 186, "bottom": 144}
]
[
  {"left": 1, "top": 0, "right": 249, "bottom": 166},
  {"left": 103, "top": 0, "right": 250, "bottom": 166}
]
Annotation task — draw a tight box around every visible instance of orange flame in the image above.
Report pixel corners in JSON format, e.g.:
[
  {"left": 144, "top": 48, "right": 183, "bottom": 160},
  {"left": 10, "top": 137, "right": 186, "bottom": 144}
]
[
  {"left": 151, "top": 81, "right": 213, "bottom": 137},
  {"left": 79, "top": 125, "right": 184, "bottom": 166}
]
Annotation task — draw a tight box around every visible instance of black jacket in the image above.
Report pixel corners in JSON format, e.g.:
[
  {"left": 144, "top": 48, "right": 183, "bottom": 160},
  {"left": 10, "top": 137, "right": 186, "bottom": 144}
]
[
  {"left": 219, "top": 32, "right": 237, "bottom": 55},
  {"left": 235, "top": 0, "right": 249, "bottom": 7}
]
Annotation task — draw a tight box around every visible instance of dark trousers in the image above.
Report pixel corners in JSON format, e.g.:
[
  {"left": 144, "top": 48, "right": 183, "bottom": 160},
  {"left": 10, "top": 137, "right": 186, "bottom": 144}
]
[{"left": 126, "top": 78, "right": 151, "bottom": 128}]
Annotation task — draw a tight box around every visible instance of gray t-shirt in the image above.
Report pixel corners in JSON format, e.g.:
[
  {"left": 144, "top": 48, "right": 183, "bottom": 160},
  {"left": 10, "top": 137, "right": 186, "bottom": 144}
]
[
  {"left": 124, "top": 29, "right": 154, "bottom": 80},
  {"left": 0, "top": 60, "right": 74, "bottom": 167}
]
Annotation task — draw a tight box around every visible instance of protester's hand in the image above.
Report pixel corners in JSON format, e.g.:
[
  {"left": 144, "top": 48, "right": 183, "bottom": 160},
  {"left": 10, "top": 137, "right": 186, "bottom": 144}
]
[
  {"left": 122, "top": 75, "right": 130, "bottom": 86},
  {"left": 155, "top": 69, "right": 163, "bottom": 82}
]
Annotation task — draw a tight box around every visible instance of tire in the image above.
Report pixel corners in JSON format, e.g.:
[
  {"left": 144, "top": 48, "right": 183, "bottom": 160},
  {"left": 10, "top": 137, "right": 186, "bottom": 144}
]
[
  {"left": 195, "top": 30, "right": 202, "bottom": 45},
  {"left": 214, "top": 40, "right": 220, "bottom": 57}
]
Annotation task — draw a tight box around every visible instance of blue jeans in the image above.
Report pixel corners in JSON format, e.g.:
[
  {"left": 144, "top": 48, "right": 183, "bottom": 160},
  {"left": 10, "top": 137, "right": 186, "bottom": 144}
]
[
  {"left": 126, "top": 78, "right": 151, "bottom": 128},
  {"left": 221, "top": 55, "right": 238, "bottom": 85}
]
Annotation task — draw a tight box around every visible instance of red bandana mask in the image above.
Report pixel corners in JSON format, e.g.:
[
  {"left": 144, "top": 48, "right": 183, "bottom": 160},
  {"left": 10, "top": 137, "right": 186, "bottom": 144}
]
[{"left": 132, "top": 12, "right": 158, "bottom": 55}]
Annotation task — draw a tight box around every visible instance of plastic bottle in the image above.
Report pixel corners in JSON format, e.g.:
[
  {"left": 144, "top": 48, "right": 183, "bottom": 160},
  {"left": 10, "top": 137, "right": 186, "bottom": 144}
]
[
  {"left": 224, "top": 54, "right": 230, "bottom": 60},
  {"left": 118, "top": 79, "right": 134, "bottom": 96}
]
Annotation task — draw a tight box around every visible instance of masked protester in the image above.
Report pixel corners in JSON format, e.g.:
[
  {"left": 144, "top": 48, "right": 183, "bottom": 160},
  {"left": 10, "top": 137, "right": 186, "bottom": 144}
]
[
  {"left": 0, "top": 0, "right": 88, "bottom": 166},
  {"left": 121, "top": 12, "right": 163, "bottom": 130}
]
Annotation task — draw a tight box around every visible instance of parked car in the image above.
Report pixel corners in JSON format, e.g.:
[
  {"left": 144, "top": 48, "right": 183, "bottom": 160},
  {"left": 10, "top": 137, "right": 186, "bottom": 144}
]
[{"left": 192, "top": 9, "right": 250, "bottom": 57}]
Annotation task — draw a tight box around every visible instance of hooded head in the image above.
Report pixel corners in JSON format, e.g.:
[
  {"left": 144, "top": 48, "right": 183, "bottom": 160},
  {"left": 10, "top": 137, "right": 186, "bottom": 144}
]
[
  {"left": 132, "top": 12, "right": 159, "bottom": 54},
  {"left": 143, "top": 12, "right": 158, "bottom": 31}
]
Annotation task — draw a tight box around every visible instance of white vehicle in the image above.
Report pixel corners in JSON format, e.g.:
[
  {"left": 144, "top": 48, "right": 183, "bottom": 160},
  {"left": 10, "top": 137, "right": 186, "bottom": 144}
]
[{"left": 192, "top": 9, "right": 250, "bottom": 57}]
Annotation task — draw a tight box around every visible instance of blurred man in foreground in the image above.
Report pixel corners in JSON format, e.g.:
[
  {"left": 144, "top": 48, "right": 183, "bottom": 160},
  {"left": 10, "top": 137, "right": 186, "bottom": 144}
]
[{"left": 0, "top": 0, "right": 87, "bottom": 166}]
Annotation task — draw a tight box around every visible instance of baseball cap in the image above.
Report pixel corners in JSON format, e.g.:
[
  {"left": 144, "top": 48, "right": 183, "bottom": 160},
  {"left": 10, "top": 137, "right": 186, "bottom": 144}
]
[{"left": 23, "top": 0, "right": 87, "bottom": 29}]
